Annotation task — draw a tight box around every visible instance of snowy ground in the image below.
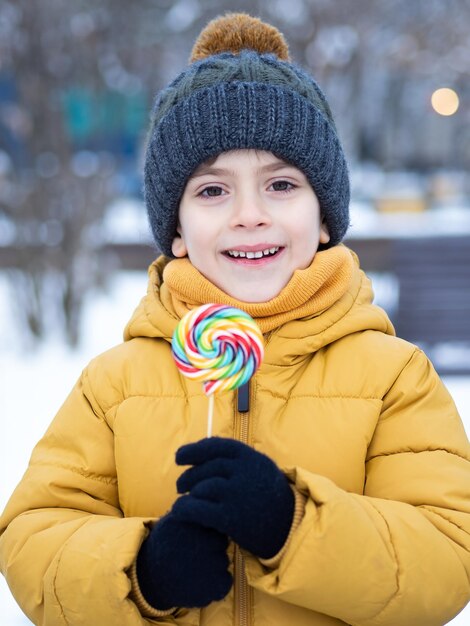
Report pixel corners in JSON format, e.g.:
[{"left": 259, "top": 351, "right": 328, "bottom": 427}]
[{"left": 1, "top": 270, "right": 469, "bottom": 625}]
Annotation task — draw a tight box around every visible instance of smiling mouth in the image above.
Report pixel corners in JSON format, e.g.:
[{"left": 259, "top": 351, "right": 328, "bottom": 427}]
[{"left": 223, "top": 246, "right": 283, "bottom": 259}]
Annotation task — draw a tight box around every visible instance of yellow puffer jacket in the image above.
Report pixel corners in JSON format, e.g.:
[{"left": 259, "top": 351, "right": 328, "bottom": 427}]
[{"left": 1, "top": 252, "right": 470, "bottom": 626}]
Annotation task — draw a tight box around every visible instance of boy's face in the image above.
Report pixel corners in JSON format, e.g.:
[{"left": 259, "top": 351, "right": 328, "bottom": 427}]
[{"left": 171, "top": 149, "right": 330, "bottom": 302}]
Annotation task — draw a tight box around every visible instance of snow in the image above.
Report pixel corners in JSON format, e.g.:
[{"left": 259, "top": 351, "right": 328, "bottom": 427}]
[
  {"left": 0, "top": 212, "right": 16, "bottom": 246},
  {"left": 1, "top": 270, "right": 469, "bottom": 624},
  {"left": 348, "top": 201, "right": 470, "bottom": 239},
  {"left": 100, "top": 197, "right": 152, "bottom": 245}
]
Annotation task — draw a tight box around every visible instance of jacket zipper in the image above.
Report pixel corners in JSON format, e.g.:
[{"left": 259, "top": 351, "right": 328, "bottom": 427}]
[
  {"left": 234, "top": 546, "right": 250, "bottom": 626},
  {"left": 234, "top": 380, "right": 253, "bottom": 626}
]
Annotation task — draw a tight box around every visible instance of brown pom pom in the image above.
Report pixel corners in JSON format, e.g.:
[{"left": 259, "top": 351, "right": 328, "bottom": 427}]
[{"left": 190, "top": 13, "right": 290, "bottom": 63}]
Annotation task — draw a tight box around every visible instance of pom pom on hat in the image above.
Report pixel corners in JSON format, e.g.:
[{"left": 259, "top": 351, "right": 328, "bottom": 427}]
[{"left": 190, "top": 13, "right": 290, "bottom": 62}]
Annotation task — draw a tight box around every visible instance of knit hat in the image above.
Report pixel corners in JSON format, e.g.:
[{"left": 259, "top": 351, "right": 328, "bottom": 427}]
[{"left": 144, "top": 13, "right": 350, "bottom": 257}]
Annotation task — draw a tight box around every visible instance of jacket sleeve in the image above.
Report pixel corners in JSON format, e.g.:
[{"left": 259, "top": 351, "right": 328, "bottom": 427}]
[
  {"left": 244, "top": 348, "right": 470, "bottom": 626},
  {"left": 0, "top": 367, "right": 195, "bottom": 626}
]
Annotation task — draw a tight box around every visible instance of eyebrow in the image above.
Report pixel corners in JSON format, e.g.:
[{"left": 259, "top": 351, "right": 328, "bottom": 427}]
[{"left": 190, "top": 160, "right": 297, "bottom": 180}]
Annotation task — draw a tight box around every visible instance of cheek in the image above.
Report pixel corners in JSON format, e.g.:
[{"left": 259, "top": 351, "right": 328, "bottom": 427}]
[
  {"left": 180, "top": 216, "right": 216, "bottom": 254},
  {"left": 292, "top": 210, "right": 320, "bottom": 241},
  {"left": 290, "top": 212, "right": 322, "bottom": 259}
]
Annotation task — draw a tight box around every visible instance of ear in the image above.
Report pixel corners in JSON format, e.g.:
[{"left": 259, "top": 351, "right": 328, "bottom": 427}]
[
  {"left": 171, "top": 224, "right": 188, "bottom": 258},
  {"left": 319, "top": 220, "right": 330, "bottom": 245}
]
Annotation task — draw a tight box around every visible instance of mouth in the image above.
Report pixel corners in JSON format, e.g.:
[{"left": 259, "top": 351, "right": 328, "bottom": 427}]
[{"left": 222, "top": 245, "right": 284, "bottom": 264}]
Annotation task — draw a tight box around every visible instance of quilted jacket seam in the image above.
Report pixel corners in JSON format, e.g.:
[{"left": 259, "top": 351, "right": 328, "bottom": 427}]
[{"left": 30, "top": 461, "right": 117, "bottom": 486}]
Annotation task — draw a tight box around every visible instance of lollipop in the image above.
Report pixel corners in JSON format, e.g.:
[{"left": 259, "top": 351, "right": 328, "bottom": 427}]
[{"left": 172, "top": 304, "right": 264, "bottom": 436}]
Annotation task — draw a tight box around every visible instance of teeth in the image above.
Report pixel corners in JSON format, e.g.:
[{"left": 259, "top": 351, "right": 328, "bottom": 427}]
[{"left": 227, "top": 246, "right": 280, "bottom": 258}]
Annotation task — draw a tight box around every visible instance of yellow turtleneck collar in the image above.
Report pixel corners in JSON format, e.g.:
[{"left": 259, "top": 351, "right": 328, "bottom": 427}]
[{"left": 160, "top": 245, "right": 355, "bottom": 334}]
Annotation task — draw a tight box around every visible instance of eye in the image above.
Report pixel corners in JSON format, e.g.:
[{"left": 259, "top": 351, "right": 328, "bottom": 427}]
[
  {"left": 199, "top": 185, "right": 225, "bottom": 197},
  {"left": 269, "top": 180, "right": 296, "bottom": 192}
]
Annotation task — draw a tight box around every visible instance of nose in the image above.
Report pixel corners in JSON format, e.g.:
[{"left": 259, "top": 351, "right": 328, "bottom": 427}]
[{"left": 229, "top": 191, "right": 272, "bottom": 229}]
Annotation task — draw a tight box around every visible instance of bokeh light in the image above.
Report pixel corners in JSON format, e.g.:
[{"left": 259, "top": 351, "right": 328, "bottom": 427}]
[{"left": 431, "top": 87, "right": 460, "bottom": 116}]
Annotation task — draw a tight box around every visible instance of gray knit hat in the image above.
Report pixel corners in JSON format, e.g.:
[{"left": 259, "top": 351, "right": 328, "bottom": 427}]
[{"left": 145, "top": 13, "right": 350, "bottom": 257}]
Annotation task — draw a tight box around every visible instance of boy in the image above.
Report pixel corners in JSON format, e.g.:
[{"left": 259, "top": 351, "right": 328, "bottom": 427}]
[{"left": 1, "top": 12, "right": 470, "bottom": 626}]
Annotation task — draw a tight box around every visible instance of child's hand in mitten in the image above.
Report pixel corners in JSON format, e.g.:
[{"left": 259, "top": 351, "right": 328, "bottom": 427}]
[
  {"left": 136, "top": 512, "right": 232, "bottom": 610},
  {"left": 174, "top": 437, "right": 294, "bottom": 559}
]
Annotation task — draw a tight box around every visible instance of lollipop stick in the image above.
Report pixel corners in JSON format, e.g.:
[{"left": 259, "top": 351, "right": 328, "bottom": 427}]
[{"left": 207, "top": 394, "right": 214, "bottom": 438}]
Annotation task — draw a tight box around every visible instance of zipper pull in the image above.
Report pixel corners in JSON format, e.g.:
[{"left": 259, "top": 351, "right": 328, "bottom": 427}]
[{"left": 237, "top": 381, "right": 250, "bottom": 413}]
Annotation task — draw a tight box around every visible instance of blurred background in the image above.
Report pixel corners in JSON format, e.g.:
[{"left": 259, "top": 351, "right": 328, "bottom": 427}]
[{"left": 1, "top": 0, "right": 469, "bottom": 624}]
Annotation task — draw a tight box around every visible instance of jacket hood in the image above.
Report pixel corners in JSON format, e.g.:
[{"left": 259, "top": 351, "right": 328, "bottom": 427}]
[{"left": 124, "top": 250, "right": 395, "bottom": 366}]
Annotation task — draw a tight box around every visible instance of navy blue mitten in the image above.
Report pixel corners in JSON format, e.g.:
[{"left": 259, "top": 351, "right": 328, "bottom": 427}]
[
  {"left": 136, "top": 512, "right": 232, "bottom": 610},
  {"left": 174, "top": 437, "right": 295, "bottom": 559}
]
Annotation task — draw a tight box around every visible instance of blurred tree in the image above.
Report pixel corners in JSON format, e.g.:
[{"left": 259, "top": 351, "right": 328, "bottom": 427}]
[
  {"left": 0, "top": 0, "right": 118, "bottom": 346},
  {"left": 0, "top": 0, "right": 468, "bottom": 346}
]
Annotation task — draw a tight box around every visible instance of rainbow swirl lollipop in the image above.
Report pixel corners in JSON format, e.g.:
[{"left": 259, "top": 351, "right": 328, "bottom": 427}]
[{"left": 172, "top": 304, "right": 264, "bottom": 435}]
